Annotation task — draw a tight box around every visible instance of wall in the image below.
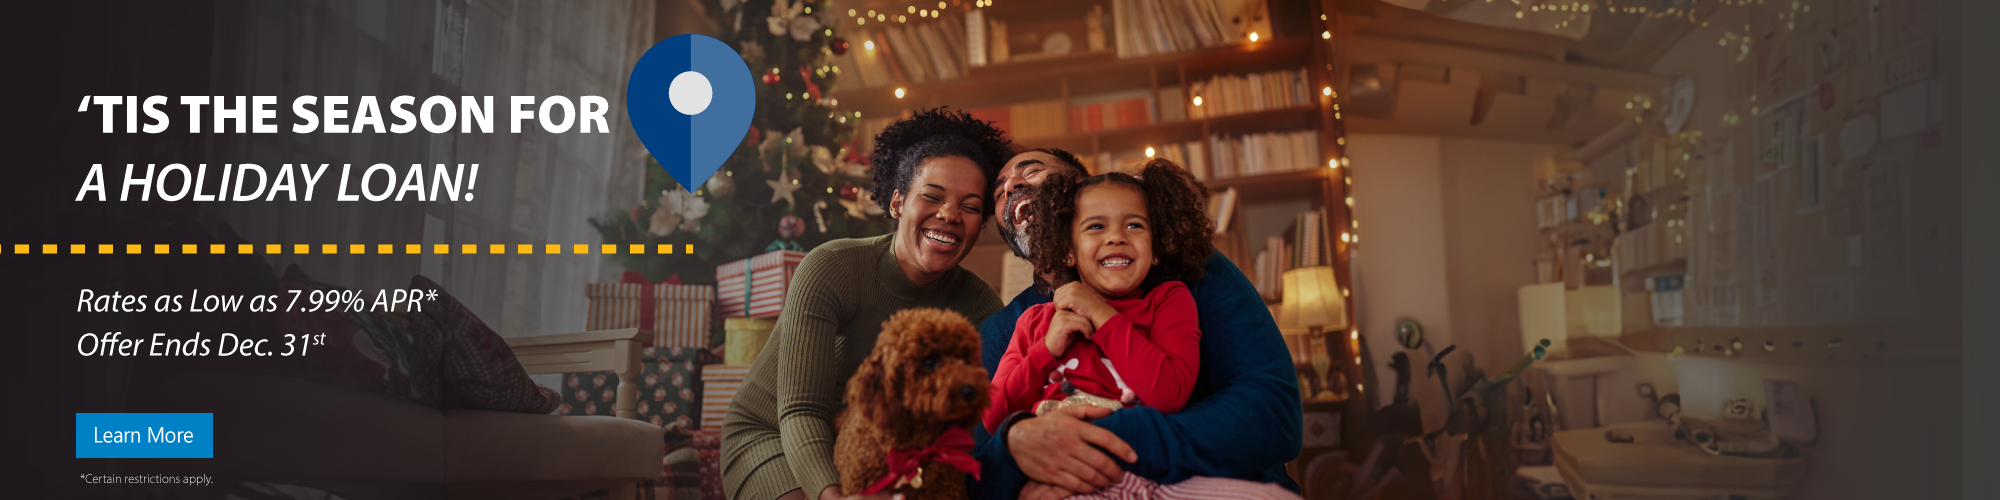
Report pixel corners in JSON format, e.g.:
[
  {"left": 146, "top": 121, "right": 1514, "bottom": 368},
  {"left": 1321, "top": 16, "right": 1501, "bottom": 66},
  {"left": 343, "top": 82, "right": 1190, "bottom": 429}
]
[
  {"left": 1348, "top": 134, "right": 1545, "bottom": 410},
  {"left": 203, "top": 0, "right": 656, "bottom": 344},
  {"left": 1614, "top": 0, "right": 1961, "bottom": 497}
]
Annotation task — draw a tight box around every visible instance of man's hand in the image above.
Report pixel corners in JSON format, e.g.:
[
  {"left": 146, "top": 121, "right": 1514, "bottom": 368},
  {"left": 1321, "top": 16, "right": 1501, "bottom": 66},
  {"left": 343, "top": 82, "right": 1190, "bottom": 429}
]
[
  {"left": 1052, "top": 282, "right": 1118, "bottom": 329},
  {"left": 1019, "top": 481, "right": 1077, "bottom": 500},
  {"left": 1006, "top": 405, "right": 1137, "bottom": 493},
  {"left": 1044, "top": 309, "right": 1093, "bottom": 357}
]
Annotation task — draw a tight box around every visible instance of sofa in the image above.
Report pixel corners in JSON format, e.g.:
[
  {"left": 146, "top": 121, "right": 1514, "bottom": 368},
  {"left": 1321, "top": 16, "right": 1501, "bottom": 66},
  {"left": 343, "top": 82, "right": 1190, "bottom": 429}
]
[{"left": 135, "top": 328, "right": 664, "bottom": 500}]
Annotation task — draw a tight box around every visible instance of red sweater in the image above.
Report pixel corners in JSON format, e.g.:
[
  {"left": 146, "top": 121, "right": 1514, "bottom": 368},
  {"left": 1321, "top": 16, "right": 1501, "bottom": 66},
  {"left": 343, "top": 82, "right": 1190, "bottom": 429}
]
[{"left": 983, "top": 281, "right": 1202, "bottom": 433}]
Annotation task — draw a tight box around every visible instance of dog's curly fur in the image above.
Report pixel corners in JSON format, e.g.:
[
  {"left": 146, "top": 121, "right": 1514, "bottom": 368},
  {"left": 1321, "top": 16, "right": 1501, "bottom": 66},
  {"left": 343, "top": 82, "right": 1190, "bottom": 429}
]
[{"left": 835, "top": 308, "right": 991, "bottom": 500}]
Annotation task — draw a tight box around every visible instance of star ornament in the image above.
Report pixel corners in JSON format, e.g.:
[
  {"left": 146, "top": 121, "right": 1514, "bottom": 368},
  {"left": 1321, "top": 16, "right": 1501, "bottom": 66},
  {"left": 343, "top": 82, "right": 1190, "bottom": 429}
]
[
  {"left": 836, "top": 195, "right": 883, "bottom": 219},
  {"left": 767, "top": 168, "right": 803, "bottom": 208}
]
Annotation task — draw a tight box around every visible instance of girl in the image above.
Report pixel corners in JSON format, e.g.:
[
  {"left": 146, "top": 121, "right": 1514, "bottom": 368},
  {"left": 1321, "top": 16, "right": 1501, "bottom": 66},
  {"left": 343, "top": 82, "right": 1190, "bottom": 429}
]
[{"left": 982, "top": 158, "right": 1215, "bottom": 433}]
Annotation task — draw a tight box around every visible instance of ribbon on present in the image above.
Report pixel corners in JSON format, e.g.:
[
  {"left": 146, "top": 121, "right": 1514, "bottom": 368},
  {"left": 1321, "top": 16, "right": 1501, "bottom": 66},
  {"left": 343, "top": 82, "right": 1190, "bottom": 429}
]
[
  {"left": 740, "top": 266, "right": 754, "bottom": 318},
  {"left": 862, "top": 426, "right": 982, "bottom": 494},
  {"left": 618, "top": 271, "right": 682, "bottom": 342},
  {"left": 765, "top": 239, "right": 802, "bottom": 252}
]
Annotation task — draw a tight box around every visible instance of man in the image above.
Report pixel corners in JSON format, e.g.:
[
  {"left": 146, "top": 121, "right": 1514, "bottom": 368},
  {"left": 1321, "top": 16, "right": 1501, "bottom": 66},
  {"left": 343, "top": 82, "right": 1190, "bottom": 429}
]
[{"left": 971, "top": 148, "right": 1303, "bottom": 499}]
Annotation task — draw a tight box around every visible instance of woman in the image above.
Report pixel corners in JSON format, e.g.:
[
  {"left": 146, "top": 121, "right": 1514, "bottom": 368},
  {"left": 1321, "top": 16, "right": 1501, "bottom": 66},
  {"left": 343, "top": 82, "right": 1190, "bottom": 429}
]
[{"left": 722, "top": 108, "right": 1014, "bottom": 500}]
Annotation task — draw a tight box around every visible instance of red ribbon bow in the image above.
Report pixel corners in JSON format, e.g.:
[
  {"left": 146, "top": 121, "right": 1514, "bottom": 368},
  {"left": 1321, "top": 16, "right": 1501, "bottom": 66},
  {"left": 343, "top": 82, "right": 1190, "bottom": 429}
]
[
  {"left": 619, "top": 271, "right": 680, "bottom": 346},
  {"left": 863, "top": 426, "right": 982, "bottom": 495}
]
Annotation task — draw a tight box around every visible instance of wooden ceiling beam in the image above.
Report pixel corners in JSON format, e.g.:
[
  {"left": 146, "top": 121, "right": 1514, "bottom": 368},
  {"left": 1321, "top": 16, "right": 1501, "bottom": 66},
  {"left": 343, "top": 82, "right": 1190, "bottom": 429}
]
[
  {"left": 1344, "top": 35, "right": 1671, "bottom": 90},
  {"left": 1602, "top": 0, "right": 1724, "bottom": 70}
]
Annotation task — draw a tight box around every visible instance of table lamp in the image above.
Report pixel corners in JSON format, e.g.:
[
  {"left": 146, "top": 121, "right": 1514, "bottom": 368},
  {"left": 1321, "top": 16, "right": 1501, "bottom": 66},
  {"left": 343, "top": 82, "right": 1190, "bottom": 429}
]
[{"left": 1280, "top": 266, "right": 1348, "bottom": 400}]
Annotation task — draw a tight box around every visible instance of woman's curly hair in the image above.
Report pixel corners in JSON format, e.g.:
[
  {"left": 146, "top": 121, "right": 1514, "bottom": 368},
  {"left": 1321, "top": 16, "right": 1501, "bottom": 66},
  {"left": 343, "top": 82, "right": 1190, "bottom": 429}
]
[
  {"left": 869, "top": 108, "right": 1015, "bottom": 218},
  {"left": 1026, "top": 158, "right": 1215, "bottom": 289}
]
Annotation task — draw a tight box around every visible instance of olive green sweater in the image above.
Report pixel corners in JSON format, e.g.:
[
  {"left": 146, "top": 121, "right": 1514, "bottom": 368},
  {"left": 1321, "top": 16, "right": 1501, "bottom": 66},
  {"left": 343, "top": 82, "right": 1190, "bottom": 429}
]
[{"left": 721, "top": 234, "right": 1002, "bottom": 500}]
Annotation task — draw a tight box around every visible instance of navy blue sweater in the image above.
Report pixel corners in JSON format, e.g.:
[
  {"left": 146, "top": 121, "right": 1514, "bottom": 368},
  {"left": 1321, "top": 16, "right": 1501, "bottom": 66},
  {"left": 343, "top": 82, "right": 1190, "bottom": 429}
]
[{"left": 971, "top": 254, "right": 1303, "bottom": 499}]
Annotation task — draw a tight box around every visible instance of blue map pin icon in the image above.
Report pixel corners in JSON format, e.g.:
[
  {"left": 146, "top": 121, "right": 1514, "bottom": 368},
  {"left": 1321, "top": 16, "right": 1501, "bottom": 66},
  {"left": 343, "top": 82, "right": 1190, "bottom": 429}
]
[{"left": 627, "top": 34, "right": 755, "bottom": 192}]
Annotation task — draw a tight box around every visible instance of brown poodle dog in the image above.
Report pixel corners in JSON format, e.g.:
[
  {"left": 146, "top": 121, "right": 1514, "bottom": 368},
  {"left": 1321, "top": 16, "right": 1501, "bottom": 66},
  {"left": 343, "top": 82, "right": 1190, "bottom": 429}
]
[{"left": 835, "top": 308, "right": 991, "bottom": 500}]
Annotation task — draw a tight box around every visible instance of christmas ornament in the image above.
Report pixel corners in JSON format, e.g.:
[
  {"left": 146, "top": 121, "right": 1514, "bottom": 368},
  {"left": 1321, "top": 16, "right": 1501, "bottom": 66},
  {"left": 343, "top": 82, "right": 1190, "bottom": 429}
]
[
  {"left": 706, "top": 171, "right": 737, "bottom": 196},
  {"left": 813, "top": 200, "right": 830, "bottom": 233},
  {"left": 811, "top": 145, "right": 839, "bottom": 174},
  {"left": 767, "top": 168, "right": 803, "bottom": 208},
  {"left": 837, "top": 182, "right": 859, "bottom": 202},
  {"left": 830, "top": 37, "right": 850, "bottom": 55},
  {"left": 799, "top": 65, "right": 823, "bottom": 101},
  {"left": 745, "top": 126, "right": 762, "bottom": 147},
  {"left": 837, "top": 196, "right": 875, "bottom": 219},
  {"left": 782, "top": 128, "right": 809, "bottom": 158},
  {"left": 649, "top": 189, "right": 711, "bottom": 236},
  {"left": 738, "top": 40, "right": 766, "bottom": 64},
  {"left": 761, "top": 72, "right": 781, "bottom": 86},
  {"left": 779, "top": 215, "right": 806, "bottom": 239},
  {"left": 767, "top": 0, "right": 820, "bottom": 42}
]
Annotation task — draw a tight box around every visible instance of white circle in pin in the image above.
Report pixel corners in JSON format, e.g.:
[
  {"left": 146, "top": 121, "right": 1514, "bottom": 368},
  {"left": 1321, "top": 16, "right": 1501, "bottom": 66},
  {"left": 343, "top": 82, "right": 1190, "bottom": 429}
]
[{"left": 668, "top": 71, "right": 713, "bottom": 115}]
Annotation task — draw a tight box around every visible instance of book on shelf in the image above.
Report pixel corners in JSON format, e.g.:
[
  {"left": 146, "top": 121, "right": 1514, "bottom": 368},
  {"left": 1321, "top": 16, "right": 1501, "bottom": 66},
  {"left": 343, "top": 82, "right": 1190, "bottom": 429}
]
[
  {"left": 831, "top": 16, "right": 975, "bottom": 89},
  {"left": 1148, "top": 141, "right": 1209, "bottom": 180},
  {"left": 1207, "top": 129, "right": 1321, "bottom": 180},
  {"left": 879, "top": 28, "right": 928, "bottom": 83},
  {"left": 1157, "top": 86, "right": 1187, "bottom": 123},
  {"left": 1189, "top": 68, "right": 1310, "bottom": 119},
  {"left": 829, "top": 36, "right": 897, "bottom": 89},
  {"left": 968, "top": 100, "right": 1068, "bottom": 141},
  {"left": 1208, "top": 187, "right": 1238, "bottom": 234},
  {"left": 1067, "top": 90, "right": 1154, "bottom": 133},
  {"left": 966, "top": 9, "right": 987, "bottom": 67},
  {"left": 1250, "top": 206, "right": 1337, "bottom": 301},
  {"left": 1113, "top": 0, "right": 1233, "bottom": 58},
  {"left": 1089, "top": 140, "right": 1206, "bottom": 179}
]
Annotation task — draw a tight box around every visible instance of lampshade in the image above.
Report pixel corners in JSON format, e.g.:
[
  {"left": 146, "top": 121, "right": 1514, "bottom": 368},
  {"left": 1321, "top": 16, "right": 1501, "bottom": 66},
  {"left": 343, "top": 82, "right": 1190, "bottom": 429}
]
[{"left": 1279, "top": 266, "right": 1348, "bottom": 330}]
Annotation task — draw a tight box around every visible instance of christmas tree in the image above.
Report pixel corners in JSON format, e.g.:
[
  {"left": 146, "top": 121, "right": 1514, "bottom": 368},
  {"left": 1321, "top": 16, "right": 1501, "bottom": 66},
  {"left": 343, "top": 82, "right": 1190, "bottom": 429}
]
[{"left": 593, "top": 0, "right": 885, "bottom": 284}]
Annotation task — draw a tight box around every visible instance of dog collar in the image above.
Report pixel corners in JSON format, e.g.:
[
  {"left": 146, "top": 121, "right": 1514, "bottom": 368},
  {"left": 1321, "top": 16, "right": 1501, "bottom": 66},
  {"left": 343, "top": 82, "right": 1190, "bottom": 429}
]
[{"left": 863, "top": 426, "right": 982, "bottom": 494}]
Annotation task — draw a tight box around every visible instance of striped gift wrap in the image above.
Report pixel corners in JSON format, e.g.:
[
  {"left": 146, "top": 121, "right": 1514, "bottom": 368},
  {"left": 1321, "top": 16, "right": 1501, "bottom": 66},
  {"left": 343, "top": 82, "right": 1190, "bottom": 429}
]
[
  {"left": 698, "top": 364, "right": 752, "bottom": 429},
  {"left": 714, "top": 250, "right": 805, "bottom": 319},
  {"left": 584, "top": 283, "right": 715, "bottom": 348}
]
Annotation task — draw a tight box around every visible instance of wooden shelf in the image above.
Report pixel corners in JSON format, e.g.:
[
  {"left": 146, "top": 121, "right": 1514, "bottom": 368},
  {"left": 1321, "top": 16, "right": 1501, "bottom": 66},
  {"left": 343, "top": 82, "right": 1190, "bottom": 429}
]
[
  {"left": 1206, "top": 167, "right": 1337, "bottom": 198},
  {"left": 993, "top": 105, "right": 1323, "bottom": 157},
  {"left": 1619, "top": 324, "right": 1958, "bottom": 365},
  {"left": 830, "top": 38, "right": 1315, "bottom": 117}
]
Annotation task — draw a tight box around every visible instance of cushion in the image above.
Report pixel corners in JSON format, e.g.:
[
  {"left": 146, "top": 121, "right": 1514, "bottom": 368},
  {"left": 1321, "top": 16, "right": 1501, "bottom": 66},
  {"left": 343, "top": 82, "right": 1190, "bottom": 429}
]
[
  {"left": 410, "top": 275, "right": 562, "bottom": 414},
  {"left": 278, "top": 265, "right": 445, "bottom": 408}
]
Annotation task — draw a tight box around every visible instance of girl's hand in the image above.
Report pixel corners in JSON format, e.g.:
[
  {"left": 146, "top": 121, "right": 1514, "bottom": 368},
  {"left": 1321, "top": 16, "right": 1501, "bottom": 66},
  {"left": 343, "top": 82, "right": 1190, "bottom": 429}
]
[
  {"left": 1045, "top": 309, "right": 1093, "bottom": 357},
  {"left": 1052, "top": 282, "right": 1118, "bottom": 329}
]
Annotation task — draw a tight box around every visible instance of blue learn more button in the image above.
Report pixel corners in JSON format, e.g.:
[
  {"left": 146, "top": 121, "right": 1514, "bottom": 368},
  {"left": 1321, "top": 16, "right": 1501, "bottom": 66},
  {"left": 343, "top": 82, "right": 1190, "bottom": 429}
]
[{"left": 75, "top": 413, "right": 213, "bottom": 458}]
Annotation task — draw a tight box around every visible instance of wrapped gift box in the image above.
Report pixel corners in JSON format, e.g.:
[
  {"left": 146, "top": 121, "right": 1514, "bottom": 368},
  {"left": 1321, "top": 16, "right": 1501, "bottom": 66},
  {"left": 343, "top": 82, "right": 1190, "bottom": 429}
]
[
  {"left": 699, "top": 364, "right": 752, "bottom": 429},
  {"left": 724, "top": 318, "right": 776, "bottom": 365},
  {"left": 715, "top": 250, "right": 806, "bottom": 319},
  {"left": 586, "top": 281, "right": 715, "bottom": 348},
  {"left": 560, "top": 346, "right": 717, "bottom": 431},
  {"left": 693, "top": 429, "right": 725, "bottom": 500}
]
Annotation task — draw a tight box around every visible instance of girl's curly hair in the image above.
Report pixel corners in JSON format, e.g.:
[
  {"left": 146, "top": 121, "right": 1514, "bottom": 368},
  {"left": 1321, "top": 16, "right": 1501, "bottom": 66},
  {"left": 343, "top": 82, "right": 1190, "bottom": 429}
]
[
  {"left": 1026, "top": 158, "right": 1215, "bottom": 290},
  {"left": 869, "top": 108, "right": 1015, "bottom": 218}
]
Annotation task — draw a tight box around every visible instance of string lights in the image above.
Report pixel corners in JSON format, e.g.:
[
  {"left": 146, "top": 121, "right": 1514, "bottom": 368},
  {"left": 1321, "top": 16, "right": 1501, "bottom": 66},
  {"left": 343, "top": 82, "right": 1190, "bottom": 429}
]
[{"left": 839, "top": 0, "right": 987, "bottom": 24}]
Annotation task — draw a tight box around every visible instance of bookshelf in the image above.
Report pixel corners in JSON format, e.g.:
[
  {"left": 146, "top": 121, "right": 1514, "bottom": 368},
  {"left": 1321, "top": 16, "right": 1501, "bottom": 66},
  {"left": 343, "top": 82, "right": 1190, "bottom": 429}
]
[{"left": 828, "top": 0, "right": 1367, "bottom": 485}]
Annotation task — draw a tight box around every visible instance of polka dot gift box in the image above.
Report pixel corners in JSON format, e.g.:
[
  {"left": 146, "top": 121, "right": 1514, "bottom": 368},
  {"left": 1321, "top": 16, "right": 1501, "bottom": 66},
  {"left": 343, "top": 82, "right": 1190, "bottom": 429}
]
[{"left": 560, "top": 345, "right": 719, "bottom": 429}]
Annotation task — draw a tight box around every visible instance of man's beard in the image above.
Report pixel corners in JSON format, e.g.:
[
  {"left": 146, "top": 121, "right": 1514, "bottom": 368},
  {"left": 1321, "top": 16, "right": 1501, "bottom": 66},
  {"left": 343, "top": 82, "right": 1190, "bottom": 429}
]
[{"left": 998, "top": 186, "right": 1038, "bottom": 260}]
